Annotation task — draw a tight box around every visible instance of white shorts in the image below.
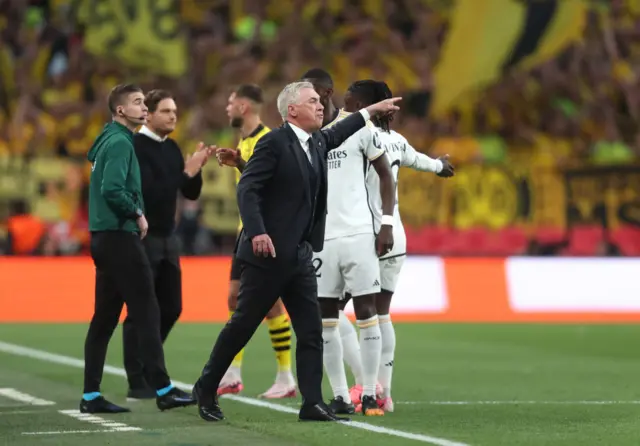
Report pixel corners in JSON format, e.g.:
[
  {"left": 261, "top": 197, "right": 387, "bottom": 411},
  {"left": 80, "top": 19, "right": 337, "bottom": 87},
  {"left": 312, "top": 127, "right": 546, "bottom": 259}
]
[
  {"left": 377, "top": 222, "right": 406, "bottom": 292},
  {"left": 313, "top": 233, "right": 381, "bottom": 298},
  {"left": 379, "top": 254, "right": 405, "bottom": 293}
]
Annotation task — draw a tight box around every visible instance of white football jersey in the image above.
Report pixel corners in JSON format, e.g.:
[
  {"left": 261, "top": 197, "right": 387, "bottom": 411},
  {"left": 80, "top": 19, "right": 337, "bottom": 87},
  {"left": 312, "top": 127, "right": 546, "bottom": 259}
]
[
  {"left": 366, "top": 129, "right": 441, "bottom": 237},
  {"left": 323, "top": 110, "right": 385, "bottom": 240}
]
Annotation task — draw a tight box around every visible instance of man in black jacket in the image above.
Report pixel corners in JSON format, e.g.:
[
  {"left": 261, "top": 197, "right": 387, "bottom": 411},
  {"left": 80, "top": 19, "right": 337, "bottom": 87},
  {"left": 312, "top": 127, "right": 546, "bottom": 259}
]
[
  {"left": 193, "top": 81, "right": 401, "bottom": 422},
  {"left": 123, "top": 89, "right": 213, "bottom": 399}
]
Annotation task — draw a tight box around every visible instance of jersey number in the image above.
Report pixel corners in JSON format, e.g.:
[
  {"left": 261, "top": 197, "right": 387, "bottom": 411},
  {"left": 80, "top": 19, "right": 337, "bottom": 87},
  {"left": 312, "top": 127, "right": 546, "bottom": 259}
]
[
  {"left": 390, "top": 159, "right": 401, "bottom": 176},
  {"left": 312, "top": 258, "right": 322, "bottom": 278},
  {"left": 391, "top": 159, "right": 401, "bottom": 192}
]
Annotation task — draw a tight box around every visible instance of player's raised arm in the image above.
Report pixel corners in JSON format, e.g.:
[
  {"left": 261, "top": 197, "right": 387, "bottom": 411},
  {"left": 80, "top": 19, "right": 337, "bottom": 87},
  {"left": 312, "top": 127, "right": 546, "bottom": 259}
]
[{"left": 401, "top": 136, "right": 455, "bottom": 177}]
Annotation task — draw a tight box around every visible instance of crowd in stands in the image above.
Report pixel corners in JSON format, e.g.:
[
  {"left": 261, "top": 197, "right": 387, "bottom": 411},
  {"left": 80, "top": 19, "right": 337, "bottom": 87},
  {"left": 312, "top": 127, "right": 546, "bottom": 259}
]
[{"left": 0, "top": 0, "right": 638, "bottom": 256}]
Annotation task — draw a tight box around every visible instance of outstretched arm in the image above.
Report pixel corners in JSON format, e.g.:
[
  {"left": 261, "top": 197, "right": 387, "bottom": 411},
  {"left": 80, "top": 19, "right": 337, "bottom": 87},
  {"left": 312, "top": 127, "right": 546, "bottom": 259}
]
[
  {"left": 321, "top": 97, "right": 402, "bottom": 151},
  {"left": 403, "top": 146, "right": 442, "bottom": 172},
  {"left": 402, "top": 139, "right": 454, "bottom": 177},
  {"left": 320, "top": 110, "right": 367, "bottom": 151}
]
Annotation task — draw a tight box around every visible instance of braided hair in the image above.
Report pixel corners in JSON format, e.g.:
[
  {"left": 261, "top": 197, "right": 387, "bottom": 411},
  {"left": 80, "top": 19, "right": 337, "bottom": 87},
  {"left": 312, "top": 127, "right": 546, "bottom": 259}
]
[{"left": 347, "top": 79, "right": 393, "bottom": 132}]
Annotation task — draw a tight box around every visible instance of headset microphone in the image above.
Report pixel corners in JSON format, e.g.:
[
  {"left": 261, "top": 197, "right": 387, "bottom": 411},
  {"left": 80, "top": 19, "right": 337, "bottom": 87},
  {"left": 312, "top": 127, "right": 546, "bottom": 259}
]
[{"left": 119, "top": 110, "right": 146, "bottom": 121}]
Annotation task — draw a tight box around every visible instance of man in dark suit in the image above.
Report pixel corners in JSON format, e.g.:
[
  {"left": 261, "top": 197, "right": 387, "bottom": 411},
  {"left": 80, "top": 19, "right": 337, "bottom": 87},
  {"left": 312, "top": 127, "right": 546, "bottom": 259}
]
[{"left": 193, "top": 81, "right": 401, "bottom": 422}]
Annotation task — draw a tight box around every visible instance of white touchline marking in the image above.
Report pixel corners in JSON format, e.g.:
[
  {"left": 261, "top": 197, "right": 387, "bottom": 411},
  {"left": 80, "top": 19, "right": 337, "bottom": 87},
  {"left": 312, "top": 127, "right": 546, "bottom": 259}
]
[
  {"left": 0, "top": 341, "right": 469, "bottom": 446},
  {"left": 0, "top": 388, "right": 55, "bottom": 406},
  {"left": 281, "top": 400, "right": 640, "bottom": 406},
  {"left": 58, "top": 409, "right": 142, "bottom": 432},
  {"left": 22, "top": 429, "right": 137, "bottom": 436},
  {"left": 0, "top": 409, "right": 44, "bottom": 415},
  {"left": 393, "top": 401, "right": 640, "bottom": 406}
]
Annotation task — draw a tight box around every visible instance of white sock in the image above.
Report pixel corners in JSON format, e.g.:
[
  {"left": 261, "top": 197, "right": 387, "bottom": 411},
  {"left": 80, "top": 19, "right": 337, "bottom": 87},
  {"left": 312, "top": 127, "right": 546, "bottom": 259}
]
[
  {"left": 338, "top": 310, "right": 363, "bottom": 386},
  {"left": 322, "top": 319, "right": 351, "bottom": 403},
  {"left": 357, "top": 315, "right": 382, "bottom": 398},
  {"left": 378, "top": 314, "right": 396, "bottom": 398},
  {"left": 222, "top": 365, "right": 241, "bottom": 383},
  {"left": 275, "top": 370, "right": 295, "bottom": 386}
]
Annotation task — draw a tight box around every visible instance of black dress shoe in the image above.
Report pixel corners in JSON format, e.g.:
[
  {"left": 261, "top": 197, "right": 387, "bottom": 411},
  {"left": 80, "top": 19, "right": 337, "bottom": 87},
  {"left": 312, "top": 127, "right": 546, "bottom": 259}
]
[
  {"left": 193, "top": 379, "right": 225, "bottom": 421},
  {"left": 198, "top": 400, "right": 225, "bottom": 422},
  {"left": 156, "top": 387, "right": 197, "bottom": 411},
  {"left": 329, "top": 396, "right": 356, "bottom": 414},
  {"left": 299, "top": 403, "right": 350, "bottom": 422},
  {"left": 80, "top": 396, "right": 130, "bottom": 414},
  {"left": 127, "top": 387, "right": 156, "bottom": 400}
]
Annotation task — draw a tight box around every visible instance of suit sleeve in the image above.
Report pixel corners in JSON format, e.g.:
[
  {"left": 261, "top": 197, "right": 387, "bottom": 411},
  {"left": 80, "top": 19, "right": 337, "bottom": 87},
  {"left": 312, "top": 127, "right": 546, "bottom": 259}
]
[
  {"left": 319, "top": 111, "right": 366, "bottom": 151},
  {"left": 101, "top": 137, "right": 141, "bottom": 219},
  {"left": 236, "top": 135, "right": 277, "bottom": 238},
  {"left": 181, "top": 171, "right": 203, "bottom": 200}
]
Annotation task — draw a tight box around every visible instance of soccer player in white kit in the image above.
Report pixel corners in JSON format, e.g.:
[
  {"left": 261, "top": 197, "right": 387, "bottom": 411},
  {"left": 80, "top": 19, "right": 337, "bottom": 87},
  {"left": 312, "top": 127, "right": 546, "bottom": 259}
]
[
  {"left": 338, "top": 81, "right": 455, "bottom": 412},
  {"left": 311, "top": 80, "right": 397, "bottom": 417}
]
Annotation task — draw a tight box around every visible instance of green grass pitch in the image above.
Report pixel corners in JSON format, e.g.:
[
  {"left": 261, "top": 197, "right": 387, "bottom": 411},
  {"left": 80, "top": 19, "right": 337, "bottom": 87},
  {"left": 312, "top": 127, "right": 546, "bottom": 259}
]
[{"left": 0, "top": 323, "right": 638, "bottom": 445}]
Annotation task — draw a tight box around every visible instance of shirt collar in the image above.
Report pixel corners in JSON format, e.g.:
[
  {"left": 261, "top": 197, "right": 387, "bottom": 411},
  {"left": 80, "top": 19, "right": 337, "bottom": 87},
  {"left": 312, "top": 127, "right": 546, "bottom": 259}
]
[
  {"left": 243, "top": 123, "right": 265, "bottom": 140},
  {"left": 288, "top": 122, "right": 310, "bottom": 144},
  {"left": 138, "top": 125, "right": 167, "bottom": 142}
]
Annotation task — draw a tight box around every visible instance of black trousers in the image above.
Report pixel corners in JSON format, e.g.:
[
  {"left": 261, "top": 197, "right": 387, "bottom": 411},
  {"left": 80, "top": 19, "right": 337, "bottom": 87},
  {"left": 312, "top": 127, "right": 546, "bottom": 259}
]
[
  {"left": 83, "top": 231, "right": 171, "bottom": 393},
  {"left": 122, "top": 234, "right": 182, "bottom": 390},
  {"left": 199, "top": 243, "right": 323, "bottom": 406}
]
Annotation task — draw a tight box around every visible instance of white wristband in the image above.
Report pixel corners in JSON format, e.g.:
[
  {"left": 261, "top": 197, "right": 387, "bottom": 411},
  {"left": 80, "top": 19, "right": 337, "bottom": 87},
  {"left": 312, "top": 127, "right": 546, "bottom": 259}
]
[{"left": 381, "top": 215, "right": 394, "bottom": 227}]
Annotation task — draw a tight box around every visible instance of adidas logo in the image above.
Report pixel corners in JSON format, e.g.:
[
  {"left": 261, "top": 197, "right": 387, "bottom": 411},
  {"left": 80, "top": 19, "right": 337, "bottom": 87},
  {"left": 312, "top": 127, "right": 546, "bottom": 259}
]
[
  {"left": 373, "top": 279, "right": 380, "bottom": 287},
  {"left": 385, "top": 361, "right": 394, "bottom": 367}
]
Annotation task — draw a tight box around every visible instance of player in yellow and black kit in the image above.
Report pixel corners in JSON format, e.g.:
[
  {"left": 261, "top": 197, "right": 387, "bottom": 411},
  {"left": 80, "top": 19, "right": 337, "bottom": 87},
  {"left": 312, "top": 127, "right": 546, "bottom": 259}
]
[{"left": 215, "top": 84, "right": 297, "bottom": 399}]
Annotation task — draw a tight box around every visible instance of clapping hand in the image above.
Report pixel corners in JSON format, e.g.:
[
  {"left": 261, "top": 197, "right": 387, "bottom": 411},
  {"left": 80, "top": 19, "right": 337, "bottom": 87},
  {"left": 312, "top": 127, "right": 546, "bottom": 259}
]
[
  {"left": 184, "top": 142, "right": 215, "bottom": 177},
  {"left": 215, "top": 148, "right": 242, "bottom": 168}
]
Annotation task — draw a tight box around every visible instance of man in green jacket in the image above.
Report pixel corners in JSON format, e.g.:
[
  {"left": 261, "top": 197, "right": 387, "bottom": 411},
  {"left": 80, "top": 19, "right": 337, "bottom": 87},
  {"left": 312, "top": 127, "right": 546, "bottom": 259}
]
[{"left": 82, "top": 84, "right": 195, "bottom": 414}]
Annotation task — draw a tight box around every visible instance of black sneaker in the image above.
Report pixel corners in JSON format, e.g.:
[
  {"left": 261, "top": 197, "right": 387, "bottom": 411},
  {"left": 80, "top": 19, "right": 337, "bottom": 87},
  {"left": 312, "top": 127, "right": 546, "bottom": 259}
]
[
  {"left": 80, "top": 396, "right": 130, "bottom": 414},
  {"left": 156, "top": 387, "right": 197, "bottom": 411},
  {"left": 328, "top": 396, "right": 355, "bottom": 414}
]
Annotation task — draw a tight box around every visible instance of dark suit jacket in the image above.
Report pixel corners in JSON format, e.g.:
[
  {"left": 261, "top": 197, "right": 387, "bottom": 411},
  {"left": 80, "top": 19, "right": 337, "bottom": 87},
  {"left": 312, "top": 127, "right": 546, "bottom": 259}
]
[{"left": 236, "top": 112, "right": 366, "bottom": 268}]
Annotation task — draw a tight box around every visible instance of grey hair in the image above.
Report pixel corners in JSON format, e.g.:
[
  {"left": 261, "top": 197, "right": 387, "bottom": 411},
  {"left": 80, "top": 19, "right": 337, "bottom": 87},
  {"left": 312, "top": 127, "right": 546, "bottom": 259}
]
[{"left": 276, "top": 81, "right": 314, "bottom": 119}]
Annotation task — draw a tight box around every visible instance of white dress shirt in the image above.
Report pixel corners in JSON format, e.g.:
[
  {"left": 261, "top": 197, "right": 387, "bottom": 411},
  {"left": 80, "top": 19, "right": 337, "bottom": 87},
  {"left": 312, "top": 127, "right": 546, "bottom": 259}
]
[
  {"left": 138, "top": 125, "right": 167, "bottom": 142},
  {"left": 288, "top": 123, "right": 313, "bottom": 164},
  {"left": 288, "top": 109, "right": 371, "bottom": 165}
]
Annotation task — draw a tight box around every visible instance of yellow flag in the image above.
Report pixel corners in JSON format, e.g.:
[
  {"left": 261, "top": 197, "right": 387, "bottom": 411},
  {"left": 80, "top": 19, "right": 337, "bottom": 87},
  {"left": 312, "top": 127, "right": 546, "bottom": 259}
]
[
  {"left": 432, "top": 0, "right": 524, "bottom": 116},
  {"left": 77, "top": 0, "right": 187, "bottom": 78},
  {"left": 432, "top": 0, "right": 587, "bottom": 117},
  {"left": 517, "top": 0, "right": 587, "bottom": 71}
]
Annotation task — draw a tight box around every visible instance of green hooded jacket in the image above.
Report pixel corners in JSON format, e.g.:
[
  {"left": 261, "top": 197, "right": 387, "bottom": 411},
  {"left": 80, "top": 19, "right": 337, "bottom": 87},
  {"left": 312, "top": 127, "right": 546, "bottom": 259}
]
[{"left": 87, "top": 121, "right": 144, "bottom": 233}]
